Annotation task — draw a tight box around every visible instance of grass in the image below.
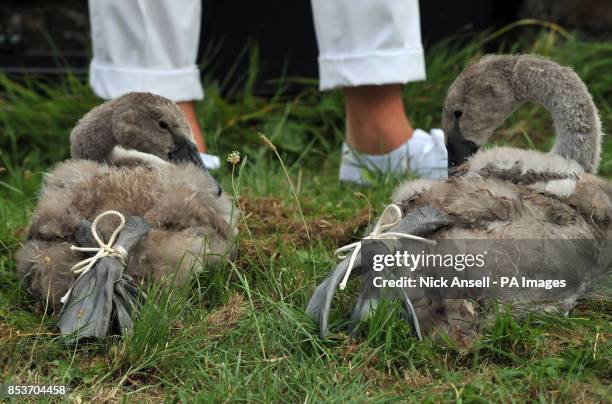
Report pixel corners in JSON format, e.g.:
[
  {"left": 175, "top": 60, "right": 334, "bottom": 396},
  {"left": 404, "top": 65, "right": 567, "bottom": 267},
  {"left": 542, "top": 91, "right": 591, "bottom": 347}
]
[{"left": 1, "top": 27, "right": 611, "bottom": 402}]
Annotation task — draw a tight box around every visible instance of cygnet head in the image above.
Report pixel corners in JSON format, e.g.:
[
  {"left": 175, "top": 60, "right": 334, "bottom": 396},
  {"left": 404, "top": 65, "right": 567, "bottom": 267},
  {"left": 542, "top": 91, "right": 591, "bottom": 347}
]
[
  {"left": 443, "top": 55, "right": 518, "bottom": 170},
  {"left": 70, "top": 92, "right": 222, "bottom": 195},
  {"left": 443, "top": 54, "right": 602, "bottom": 174},
  {"left": 70, "top": 92, "right": 203, "bottom": 167}
]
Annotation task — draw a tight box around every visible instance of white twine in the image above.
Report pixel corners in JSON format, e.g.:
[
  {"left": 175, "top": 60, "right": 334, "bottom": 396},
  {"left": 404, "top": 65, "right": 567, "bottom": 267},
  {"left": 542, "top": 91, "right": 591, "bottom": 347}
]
[
  {"left": 60, "top": 210, "right": 128, "bottom": 304},
  {"left": 334, "top": 204, "right": 437, "bottom": 290}
]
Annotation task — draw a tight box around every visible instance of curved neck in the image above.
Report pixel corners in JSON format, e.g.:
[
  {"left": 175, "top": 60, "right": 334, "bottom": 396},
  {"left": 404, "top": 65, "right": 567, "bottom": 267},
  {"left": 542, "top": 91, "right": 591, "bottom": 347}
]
[{"left": 510, "top": 56, "right": 601, "bottom": 173}]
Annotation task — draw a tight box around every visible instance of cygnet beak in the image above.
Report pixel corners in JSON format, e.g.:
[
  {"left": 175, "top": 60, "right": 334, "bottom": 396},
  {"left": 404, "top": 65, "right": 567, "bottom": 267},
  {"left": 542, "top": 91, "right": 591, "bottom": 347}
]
[
  {"left": 168, "top": 134, "right": 205, "bottom": 168},
  {"left": 168, "top": 132, "right": 223, "bottom": 197},
  {"left": 446, "top": 127, "right": 479, "bottom": 176}
]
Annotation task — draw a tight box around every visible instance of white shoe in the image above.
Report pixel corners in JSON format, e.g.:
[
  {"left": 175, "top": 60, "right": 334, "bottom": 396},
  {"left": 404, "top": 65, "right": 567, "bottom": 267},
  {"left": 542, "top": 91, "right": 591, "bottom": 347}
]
[
  {"left": 200, "top": 153, "right": 221, "bottom": 170},
  {"left": 339, "top": 128, "right": 448, "bottom": 185},
  {"left": 407, "top": 129, "right": 448, "bottom": 180}
]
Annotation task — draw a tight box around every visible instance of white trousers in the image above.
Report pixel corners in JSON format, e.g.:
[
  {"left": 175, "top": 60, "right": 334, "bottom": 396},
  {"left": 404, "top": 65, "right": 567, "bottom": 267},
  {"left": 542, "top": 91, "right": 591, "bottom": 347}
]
[{"left": 88, "top": 0, "right": 425, "bottom": 100}]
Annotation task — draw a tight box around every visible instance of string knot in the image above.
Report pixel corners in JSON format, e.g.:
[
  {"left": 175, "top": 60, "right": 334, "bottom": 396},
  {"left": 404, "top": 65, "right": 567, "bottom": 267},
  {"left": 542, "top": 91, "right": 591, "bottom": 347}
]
[
  {"left": 60, "top": 210, "right": 128, "bottom": 304},
  {"left": 334, "top": 204, "right": 436, "bottom": 290}
]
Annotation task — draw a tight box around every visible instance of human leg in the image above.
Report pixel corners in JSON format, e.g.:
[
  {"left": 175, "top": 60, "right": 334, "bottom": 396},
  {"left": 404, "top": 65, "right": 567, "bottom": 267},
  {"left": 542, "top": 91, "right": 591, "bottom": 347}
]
[{"left": 311, "top": 0, "right": 447, "bottom": 183}]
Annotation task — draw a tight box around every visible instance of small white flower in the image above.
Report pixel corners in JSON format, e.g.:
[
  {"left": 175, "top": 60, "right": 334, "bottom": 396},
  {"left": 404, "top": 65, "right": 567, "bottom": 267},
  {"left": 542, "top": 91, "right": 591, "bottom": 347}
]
[{"left": 227, "top": 151, "right": 241, "bottom": 165}]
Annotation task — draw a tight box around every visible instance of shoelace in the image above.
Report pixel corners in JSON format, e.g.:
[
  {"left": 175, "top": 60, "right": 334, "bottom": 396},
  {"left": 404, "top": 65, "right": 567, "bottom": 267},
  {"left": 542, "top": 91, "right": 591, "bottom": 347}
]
[{"left": 60, "top": 210, "right": 128, "bottom": 304}]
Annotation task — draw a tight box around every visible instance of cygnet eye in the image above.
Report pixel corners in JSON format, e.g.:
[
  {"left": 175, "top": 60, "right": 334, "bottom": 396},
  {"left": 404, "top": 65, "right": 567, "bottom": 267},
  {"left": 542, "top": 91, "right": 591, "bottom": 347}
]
[
  {"left": 158, "top": 121, "right": 169, "bottom": 130},
  {"left": 454, "top": 110, "right": 463, "bottom": 119}
]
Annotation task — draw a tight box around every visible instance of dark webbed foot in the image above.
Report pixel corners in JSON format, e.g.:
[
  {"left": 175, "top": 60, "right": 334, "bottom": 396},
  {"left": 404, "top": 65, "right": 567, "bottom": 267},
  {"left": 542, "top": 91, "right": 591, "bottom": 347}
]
[
  {"left": 58, "top": 215, "right": 149, "bottom": 343},
  {"left": 112, "top": 273, "right": 146, "bottom": 335},
  {"left": 306, "top": 205, "right": 450, "bottom": 339},
  {"left": 306, "top": 252, "right": 365, "bottom": 338},
  {"left": 57, "top": 257, "right": 122, "bottom": 342}
]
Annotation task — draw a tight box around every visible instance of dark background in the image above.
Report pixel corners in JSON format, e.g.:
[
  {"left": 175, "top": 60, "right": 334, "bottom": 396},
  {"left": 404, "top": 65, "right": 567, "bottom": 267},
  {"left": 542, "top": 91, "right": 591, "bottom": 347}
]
[{"left": 1, "top": 0, "right": 610, "bottom": 94}]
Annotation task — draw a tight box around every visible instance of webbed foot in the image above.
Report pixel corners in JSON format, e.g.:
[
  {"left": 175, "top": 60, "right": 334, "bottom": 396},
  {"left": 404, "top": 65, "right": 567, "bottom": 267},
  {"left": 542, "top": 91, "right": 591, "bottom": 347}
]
[{"left": 306, "top": 205, "right": 450, "bottom": 339}]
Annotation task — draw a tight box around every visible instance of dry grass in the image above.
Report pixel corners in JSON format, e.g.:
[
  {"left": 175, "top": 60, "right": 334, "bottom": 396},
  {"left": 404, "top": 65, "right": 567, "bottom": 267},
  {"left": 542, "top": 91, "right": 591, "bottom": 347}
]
[{"left": 204, "top": 292, "right": 247, "bottom": 338}]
